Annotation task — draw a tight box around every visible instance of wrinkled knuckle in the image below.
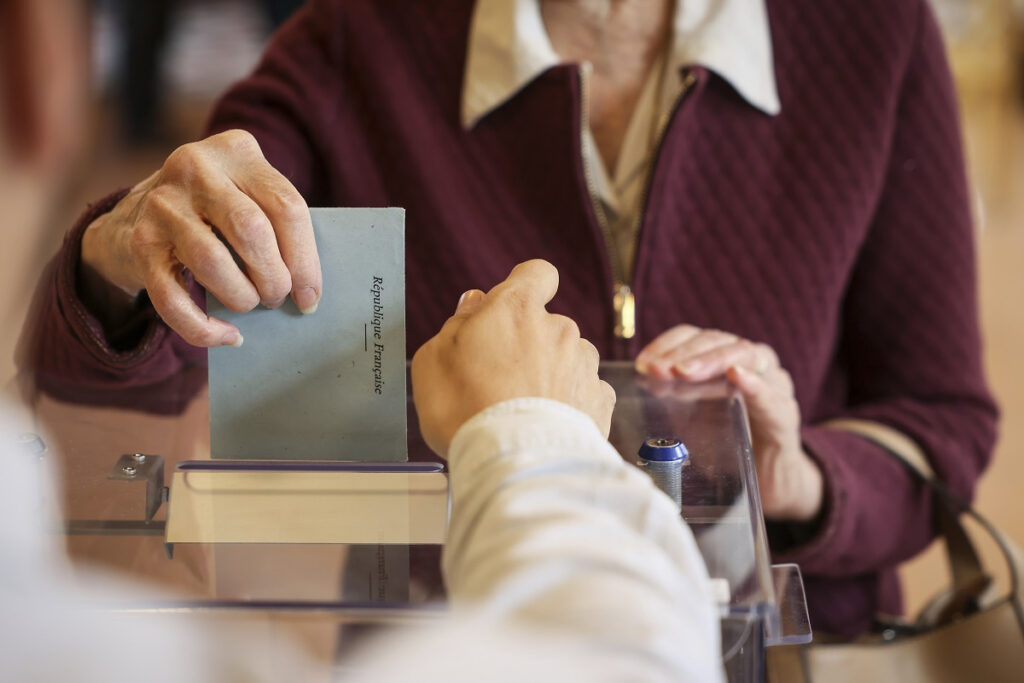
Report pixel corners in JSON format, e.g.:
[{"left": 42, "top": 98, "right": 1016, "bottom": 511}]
[
  {"left": 269, "top": 191, "right": 309, "bottom": 226},
  {"left": 554, "top": 315, "right": 580, "bottom": 343},
  {"left": 189, "top": 246, "right": 229, "bottom": 288},
  {"left": 261, "top": 274, "right": 292, "bottom": 304},
  {"left": 227, "top": 207, "right": 270, "bottom": 246},
  {"left": 182, "top": 240, "right": 214, "bottom": 275},
  {"left": 501, "top": 287, "right": 531, "bottom": 316},
  {"left": 230, "top": 290, "right": 260, "bottom": 313},
  {"left": 163, "top": 142, "right": 204, "bottom": 179},
  {"left": 220, "top": 129, "right": 261, "bottom": 157},
  {"left": 126, "top": 225, "right": 156, "bottom": 263},
  {"left": 141, "top": 184, "right": 178, "bottom": 218}
]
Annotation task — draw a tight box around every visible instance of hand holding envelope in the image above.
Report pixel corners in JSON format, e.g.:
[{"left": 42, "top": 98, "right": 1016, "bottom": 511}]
[{"left": 80, "top": 129, "right": 322, "bottom": 348}]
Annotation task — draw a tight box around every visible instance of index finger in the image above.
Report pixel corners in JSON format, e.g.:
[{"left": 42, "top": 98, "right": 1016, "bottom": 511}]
[
  {"left": 487, "top": 259, "right": 560, "bottom": 309},
  {"left": 636, "top": 324, "right": 701, "bottom": 367},
  {"left": 146, "top": 262, "right": 242, "bottom": 348}
]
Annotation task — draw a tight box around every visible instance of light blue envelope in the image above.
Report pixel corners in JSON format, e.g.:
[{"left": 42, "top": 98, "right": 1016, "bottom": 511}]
[{"left": 208, "top": 208, "right": 406, "bottom": 461}]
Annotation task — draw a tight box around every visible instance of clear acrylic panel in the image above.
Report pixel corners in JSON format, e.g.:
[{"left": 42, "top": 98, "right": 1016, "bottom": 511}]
[{"left": 34, "top": 361, "right": 809, "bottom": 681}]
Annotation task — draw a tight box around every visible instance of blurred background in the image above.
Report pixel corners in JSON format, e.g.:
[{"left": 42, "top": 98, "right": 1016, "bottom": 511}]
[
  {"left": 3, "top": 0, "right": 1023, "bottom": 619},
  {"left": 905, "top": 0, "right": 1024, "bottom": 614}
]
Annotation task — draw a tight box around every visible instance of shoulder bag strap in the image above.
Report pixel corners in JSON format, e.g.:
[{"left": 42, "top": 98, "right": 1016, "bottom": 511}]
[{"left": 823, "top": 418, "right": 991, "bottom": 608}]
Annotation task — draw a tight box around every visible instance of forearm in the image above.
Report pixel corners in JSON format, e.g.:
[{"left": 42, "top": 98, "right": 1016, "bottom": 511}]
[
  {"left": 443, "top": 398, "right": 723, "bottom": 683},
  {"left": 23, "top": 1, "right": 337, "bottom": 405},
  {"left": 776, "top": 396, "right": 996, "bottom": 576},
  {"left": 21, "top": 192, "right": 204, "bottom": 412}
]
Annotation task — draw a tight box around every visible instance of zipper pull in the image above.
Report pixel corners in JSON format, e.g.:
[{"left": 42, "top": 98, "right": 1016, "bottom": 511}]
[{"left": 613, "top": 284, "right": 636, "bottom": 339}]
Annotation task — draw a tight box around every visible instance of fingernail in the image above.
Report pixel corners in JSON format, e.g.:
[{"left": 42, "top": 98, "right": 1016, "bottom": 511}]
[
  {"left": 456, "top": 289, "right": 483, "bottom": 313},
  {"left": 295, "top": 286, "right": 319, "bottom": 314},
  {"left": 222, "top": 331, "right": 244, "bottom": 348},
  {"left": 634, "top": 360, "right": 649, "bottom": 375},
  {"left": 676, "top": 361, "right": 701, "bottom": 376}
]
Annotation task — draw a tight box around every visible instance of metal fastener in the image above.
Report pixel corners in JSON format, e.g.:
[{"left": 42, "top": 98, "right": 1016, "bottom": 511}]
[{"left": 637, "top": 437, "right": 689, "bottom": 509}]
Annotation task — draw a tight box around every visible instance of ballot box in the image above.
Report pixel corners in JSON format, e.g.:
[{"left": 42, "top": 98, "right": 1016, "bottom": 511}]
[{"left": 40, "top": 361, "right": 809, "bottom": 682}]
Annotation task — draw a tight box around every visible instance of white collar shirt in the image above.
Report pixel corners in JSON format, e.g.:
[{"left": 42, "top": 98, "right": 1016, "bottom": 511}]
[{"left": 462, "top": 0, "right": 780, "bottom": 283}]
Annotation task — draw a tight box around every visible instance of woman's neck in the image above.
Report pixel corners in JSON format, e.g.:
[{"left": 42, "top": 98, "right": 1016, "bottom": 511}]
[{"left": 541, "top": 0, "right": 674, "bottom": 172}]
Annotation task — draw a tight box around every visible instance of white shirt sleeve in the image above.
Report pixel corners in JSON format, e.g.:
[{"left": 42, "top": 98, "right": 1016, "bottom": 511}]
[
  {"left": 441, "top": 397, "right": 724, "bottom": 683},
  {"left": 0, "top": 397, "right": 723, "bottom": 683}
]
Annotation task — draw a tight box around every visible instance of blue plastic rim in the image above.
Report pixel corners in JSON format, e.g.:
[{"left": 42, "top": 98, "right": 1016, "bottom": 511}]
[{"left": 638, "top": 437, "right": 689, "bottom": 462}]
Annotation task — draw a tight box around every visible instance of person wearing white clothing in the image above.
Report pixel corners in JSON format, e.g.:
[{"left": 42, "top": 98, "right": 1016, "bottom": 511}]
[
  {"left": 357, "top": 261, "right": 724, "bottom": 681},
  {"left": 348, "top": 398, "right": 724, "bottom": 682},
  {"left": 1, "top": 3, "right": 721, "bottom": 675},
  {"left": 0, "top": 262, "right": 723, "bottom": 682}
]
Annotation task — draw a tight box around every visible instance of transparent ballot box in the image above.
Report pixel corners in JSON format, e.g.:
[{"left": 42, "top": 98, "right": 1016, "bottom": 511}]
[{"left": 42, "top": 361, "right": 809, "bottom": 682}]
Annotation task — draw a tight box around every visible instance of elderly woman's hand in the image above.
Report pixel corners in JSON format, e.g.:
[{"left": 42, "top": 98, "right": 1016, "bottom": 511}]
[{"left": 636, "top": 325, "right": 823, "bottom": 522}]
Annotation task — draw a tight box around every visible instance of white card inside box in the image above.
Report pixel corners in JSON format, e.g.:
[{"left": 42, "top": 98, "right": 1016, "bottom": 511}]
[{"left": 165, "top": 470, "right": 448, "bottom": 545}]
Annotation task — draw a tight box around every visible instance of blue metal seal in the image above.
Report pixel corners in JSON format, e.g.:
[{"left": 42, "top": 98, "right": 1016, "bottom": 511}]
[{"left": 637, "top": 437, "right": 689, "bottom": 463}]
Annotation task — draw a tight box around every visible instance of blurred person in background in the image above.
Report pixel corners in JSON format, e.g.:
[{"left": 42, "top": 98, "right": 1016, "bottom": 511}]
[
  {"left": 1, "top": 5, "right": 723, "bottom": 680},
  {"left": 23, "top": 0, "right": 999, "bottom": 642},
  {"left": 1, "top": 2, "right": 267, "bottom": 679},
  {"left": 110, "top": 0, "right": 305, "bottom": 144},
  {"left": 0, "top": 0, "right": 87, "bottom": 395}
]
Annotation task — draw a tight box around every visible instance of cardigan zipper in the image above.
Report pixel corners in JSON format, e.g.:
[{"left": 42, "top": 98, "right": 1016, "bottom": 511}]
[
  {"left": 578, "top": 64, "right": 697, "bottom": 344},
  {"left": 634, "top": 67, "right": 698, "bottom": 244},
  {"left": 578, "top": 62, "right": 633, "bottom": 341},
  {"left": 626, "top": 67, "right": 697, "bottom": 318}
]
